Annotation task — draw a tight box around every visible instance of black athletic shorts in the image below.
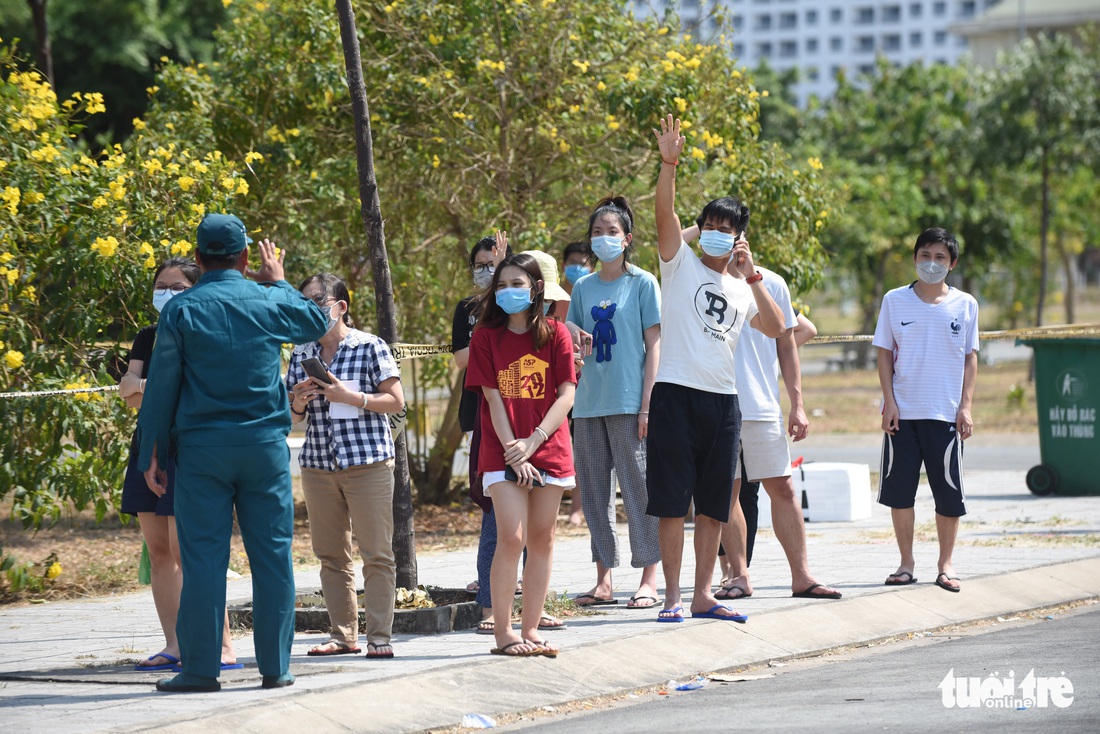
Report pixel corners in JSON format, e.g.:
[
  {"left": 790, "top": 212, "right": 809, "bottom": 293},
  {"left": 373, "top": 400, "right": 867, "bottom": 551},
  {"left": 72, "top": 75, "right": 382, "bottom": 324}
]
[
  {"left": 877, "top": 419, "right": 966, "bottom": 518},
  {"left": 646, "top": 382, "right": 741, "bottom": 522}
]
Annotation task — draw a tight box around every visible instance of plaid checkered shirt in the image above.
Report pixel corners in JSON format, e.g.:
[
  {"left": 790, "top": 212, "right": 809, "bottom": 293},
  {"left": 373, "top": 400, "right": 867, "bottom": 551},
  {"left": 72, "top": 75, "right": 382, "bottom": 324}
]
[{"left": 286, "top": 329, "right": 400, "bottom": 470}]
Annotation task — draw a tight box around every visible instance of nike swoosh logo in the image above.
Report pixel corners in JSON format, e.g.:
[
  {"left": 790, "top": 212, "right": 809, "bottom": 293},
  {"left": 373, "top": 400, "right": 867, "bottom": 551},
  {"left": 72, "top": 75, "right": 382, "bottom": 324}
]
[{"left": 901, "top": 321, "right": 915, "bottom": 326}]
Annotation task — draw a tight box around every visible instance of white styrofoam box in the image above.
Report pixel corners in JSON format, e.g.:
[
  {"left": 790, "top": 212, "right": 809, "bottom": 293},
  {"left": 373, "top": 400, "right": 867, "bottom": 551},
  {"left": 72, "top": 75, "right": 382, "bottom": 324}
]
[{"left": 794, "top": 462, "right": 872, "bottom": 522}]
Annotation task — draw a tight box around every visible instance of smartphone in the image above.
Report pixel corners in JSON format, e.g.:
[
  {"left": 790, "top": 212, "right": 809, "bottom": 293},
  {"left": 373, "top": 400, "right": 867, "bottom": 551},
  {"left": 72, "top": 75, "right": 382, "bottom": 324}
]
[
  {"left": 301, "top": 357, "right": 333, "bottom": 385},
  {"left": 504, "top": 465, "right": 546, "bottom": 487},
  {"left": 736, "top": 220, "right": 749, "bottom": 268}
]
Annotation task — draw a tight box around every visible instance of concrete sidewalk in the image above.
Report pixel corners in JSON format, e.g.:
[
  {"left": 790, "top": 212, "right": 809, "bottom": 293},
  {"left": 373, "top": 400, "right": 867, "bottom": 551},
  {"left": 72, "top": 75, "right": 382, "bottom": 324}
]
[{"left": 1, "top": 467, "right": 1098, "bottom": 733}]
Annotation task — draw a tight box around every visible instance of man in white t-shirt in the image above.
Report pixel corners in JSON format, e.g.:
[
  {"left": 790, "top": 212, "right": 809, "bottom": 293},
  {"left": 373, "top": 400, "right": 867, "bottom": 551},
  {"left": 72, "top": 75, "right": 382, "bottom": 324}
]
[
  {"left": 680, "top": 224, "right": 842, "bottom": 601},
  {"left": 874, "top": 227, "right": 978, "bottom": 594},
  {"left": 645, "top": 114, "right": 785, "bottom": 624}
]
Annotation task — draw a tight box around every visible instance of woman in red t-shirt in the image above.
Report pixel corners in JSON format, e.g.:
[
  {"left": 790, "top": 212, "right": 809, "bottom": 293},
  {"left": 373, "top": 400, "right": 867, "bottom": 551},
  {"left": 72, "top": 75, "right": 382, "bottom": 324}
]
[{"left": 466, "top": 242, "right": 577, "bottom": 657}]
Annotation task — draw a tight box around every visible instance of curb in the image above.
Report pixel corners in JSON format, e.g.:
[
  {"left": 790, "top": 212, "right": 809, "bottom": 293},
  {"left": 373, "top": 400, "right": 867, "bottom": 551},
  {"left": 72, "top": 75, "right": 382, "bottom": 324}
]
[{"left": 118, "top": 557, "right": 1100, "bottom": 734}]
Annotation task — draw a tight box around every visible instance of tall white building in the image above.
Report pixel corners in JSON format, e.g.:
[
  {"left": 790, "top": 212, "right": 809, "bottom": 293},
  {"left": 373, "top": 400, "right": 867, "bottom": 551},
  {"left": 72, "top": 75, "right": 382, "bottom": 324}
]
[{"left": 634, "top": 0, "right": 1003, "bottom": 106}]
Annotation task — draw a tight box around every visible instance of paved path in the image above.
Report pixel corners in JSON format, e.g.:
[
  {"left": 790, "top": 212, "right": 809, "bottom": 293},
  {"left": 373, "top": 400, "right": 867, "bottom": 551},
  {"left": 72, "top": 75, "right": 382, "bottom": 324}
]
[{"left": 1, "top": 464, "right": 1098, "bottom": 732}]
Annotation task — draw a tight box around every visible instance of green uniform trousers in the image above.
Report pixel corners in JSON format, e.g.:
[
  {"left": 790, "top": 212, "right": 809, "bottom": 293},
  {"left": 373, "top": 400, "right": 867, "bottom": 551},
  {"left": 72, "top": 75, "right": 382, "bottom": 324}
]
[{"left": 174, "top": 440, "right": 295, "bottom": 681}]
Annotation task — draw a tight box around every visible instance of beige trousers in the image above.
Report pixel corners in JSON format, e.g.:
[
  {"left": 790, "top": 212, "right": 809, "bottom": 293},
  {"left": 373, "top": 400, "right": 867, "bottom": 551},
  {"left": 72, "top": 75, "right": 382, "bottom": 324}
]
[{"left": 301, "top": 460, "right": 396, "bottom": 646}]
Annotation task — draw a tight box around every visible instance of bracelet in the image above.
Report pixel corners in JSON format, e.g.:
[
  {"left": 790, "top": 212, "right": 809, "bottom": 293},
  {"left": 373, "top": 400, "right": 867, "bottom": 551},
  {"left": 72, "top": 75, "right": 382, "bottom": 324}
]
[
  {"left": 662, "top": 158, "right": 678, "bottom": 166},
  {"left": 291, "top": 405, "right": 306, "bottom": 418},
  {"left": 360, "top": 392, "right": 369, "bottom": 410},
  {"left": 139, "top": 378, "right": 147, "bottom": 392},
  {"left": 745, "top": 271, "right": 764, "bottom": 284},
  {"left": 534, "top": 426, "right": 550, "bottom": 442}
]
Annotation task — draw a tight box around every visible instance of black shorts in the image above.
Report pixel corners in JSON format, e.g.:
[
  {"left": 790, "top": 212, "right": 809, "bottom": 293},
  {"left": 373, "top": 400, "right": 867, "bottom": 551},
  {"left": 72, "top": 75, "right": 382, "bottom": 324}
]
[
  {"left": 877, "top": 419, "right": 966, "bottom": 517},
  {"left": 646, "top": 382, "right": 741, "bottom": 522},
  {"left": 120, "top": 434, "right": 176, "bottom": 517}
]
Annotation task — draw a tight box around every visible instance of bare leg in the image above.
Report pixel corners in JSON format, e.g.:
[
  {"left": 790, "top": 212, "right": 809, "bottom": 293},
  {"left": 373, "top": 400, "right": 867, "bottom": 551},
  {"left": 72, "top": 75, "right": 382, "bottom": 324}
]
[
  {"left": 887, "top": 507, "right": 917, "bottom": 582},
  {"left": 488, "top": 482, "right": 538, "bottom": 655},
  {"left": 520, "top": 486, "right": 565, "bottom": 650},
  {"left": 762, "top": 477, "right": 839, "bottom": 596},
  {"left": 137, "top": 513, "right": 181, "bottom": 666},
  {"left": 630, "top": 564, "right": 660, "bottom": 607},
  {"left": 719, "top": 478, "right": 753, "bottom": 597},
  {"left": 690, "top": 514, "right": 746, "bottom": 617},
  {"left": 935, "top": 513, "right": 961, "bottom": 590},
  {"left": 657, "top": 517, "right": 685, "bottom": 619}
]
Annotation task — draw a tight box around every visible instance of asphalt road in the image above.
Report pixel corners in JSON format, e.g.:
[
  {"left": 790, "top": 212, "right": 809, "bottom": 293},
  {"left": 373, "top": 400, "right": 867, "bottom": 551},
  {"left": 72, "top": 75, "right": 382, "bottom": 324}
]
[{"left": 505, "top": 603, "right": 1100, "bottom": 733}]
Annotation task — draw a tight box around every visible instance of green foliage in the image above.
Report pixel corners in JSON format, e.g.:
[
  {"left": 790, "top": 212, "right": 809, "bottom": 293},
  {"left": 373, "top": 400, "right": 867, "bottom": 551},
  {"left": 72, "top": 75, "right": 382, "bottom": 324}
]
[{"left": 0, "top": 43, "right": 261, "bottom": 528}]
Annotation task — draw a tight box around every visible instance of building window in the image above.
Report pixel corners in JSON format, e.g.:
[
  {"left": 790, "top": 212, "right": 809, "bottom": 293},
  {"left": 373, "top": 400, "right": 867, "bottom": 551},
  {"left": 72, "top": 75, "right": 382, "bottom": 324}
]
[
  {"left": 755, "top": 14, "right": 772, "bottom": 31},
  {"left": 780, "top": 12, "right": 797, "bottom": 29},
  {"left": 832, "top": 65, "right": 843, "bottom": 79},
  {"left": 934, "top": 30, "right": 947, "bottom": 45},
  {"left": 682, "top": 0, "right": 700, "bottom": 10},
  {"left": 806, "top": 9, "right": 819, "bottom": 25},
  {"left": 909, "top": 31, "right": 922, "bottom": 47},
  {"left": 758, "top": 41, "right": 774, "bottom": 58},
  {"left": 883, "top": 34, "right": 901, "bottom": 51},
  {"left": 806, "top": 66, "right": 820, "bottom": 81},
  {"left": 858, "top": 63, "right": 876, "bottom": 76},
  {"left": 855, "top": 7, "right": 874, "bottom": 24},
  {"left": 909, "top": 2, "right": 922, "bottom": 17},
  {"left": 959, "top": 1, "right": 976, "bottom": 18},
  {"left": 806, "top": 37, "right": 819, "bottom": 53},
  {"left": 883, "top": 5, "right": 901, "bottom": 22},
  {"left": 933, "top": 1, "right": 946, "bottom": 16},
  {"left": 733, "top": 42, "right": 745, "bottom": 58},
  {"left": 831, "top": 36, "right": 844, "bottom": 51},
  {"left": 856, "top": 35, "right": 875, "bottom": 53},
  {"left": 780, "top": 40, "right": 797, "bottom": 57},
  {"left": 732, "top": 14, "right": 744, "bottom": 32},
  {"left": 830, "top": 8, "right": 843, "bottom": 23}
]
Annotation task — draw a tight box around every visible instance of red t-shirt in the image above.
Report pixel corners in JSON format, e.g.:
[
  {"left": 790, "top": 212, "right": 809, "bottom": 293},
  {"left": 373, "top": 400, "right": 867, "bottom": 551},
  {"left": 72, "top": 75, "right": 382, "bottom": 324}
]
[{"left": 465, "top": 319, "right": 577, "bottom": 478}]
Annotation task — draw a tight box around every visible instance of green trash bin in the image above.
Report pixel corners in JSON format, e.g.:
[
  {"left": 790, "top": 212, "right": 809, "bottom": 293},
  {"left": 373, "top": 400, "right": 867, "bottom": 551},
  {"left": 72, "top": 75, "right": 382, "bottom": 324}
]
[{"left": 1019, "top": 338, "right": 1100, "bottom": 495}]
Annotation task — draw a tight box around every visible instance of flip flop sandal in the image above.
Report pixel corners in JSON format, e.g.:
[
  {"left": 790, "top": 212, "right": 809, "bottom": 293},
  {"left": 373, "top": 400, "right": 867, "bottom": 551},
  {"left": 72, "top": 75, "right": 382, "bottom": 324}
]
[
  {"left": 792, "top": 583, "right": 842, "bottom": 599},
  {"left": 524, "top": 639, "right": 559, "bottom": 658},
  {"left": 657, "top": 605, "right": 684, "bottom": 623},
  {"left": 885, "top": 571, "right": 917, "bottom": 586},
  {"left": 691, "top": 604, "right": 748, "bottom": 622},
  {"left": 573, "top": 593, "right": 617, "bottom": 606},
  {"left": 715, "top": 585, "right": 752, "bottom": 600},
  {"left": 626, "top": 595, "right": 661, "bottom": 609},
  {"left": 490, "top": 640, "right": 537, "bottom": 656},
  {"left": 307, "top": 640, "right": 361, "bottom": 656},
  {"left": 935, "top": 573, "right": 961, "bottom": 593},
  {"left": 133, "top": 653, "right": 180, "bottom": 672},
  {"left": 538, "top": 615, "right": 568, "bottom": 630},
  {"left": 365, "top": 642, "right": 395, "bottom": 659},
  {"left": 476, "top": 620, "right": 496, "bottom": 635}
]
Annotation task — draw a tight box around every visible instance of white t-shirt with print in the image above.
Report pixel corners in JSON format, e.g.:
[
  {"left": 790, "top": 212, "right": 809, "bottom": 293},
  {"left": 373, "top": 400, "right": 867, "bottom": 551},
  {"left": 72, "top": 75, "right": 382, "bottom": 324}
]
[
  {"left": 735, "top": 267, "right": 798, "bottom": 421},
  {"left": 655, "top": 243, "right": 760, "bottom": 394},
  {"left": 872, "top": 284, "right": 980, "bottom": 422}
]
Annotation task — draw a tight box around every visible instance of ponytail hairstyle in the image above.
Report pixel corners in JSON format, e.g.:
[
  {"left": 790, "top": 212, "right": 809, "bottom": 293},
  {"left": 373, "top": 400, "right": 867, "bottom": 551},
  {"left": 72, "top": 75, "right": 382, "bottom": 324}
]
[
  {"left": 587, "top": 195, "right": 637, "bottom": 273},
  {"left": 298, "top": 273, "right": 354, "bottom": 327},
  {"left": 696, "top": 195, "right": 750, "bottom": 236},
  {"left": 475, "top": 252, "right": 554, "bottom": 350}
]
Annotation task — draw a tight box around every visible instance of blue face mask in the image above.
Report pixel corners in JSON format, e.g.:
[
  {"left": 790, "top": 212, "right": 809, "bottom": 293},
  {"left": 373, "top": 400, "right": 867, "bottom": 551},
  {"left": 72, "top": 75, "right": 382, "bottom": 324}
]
[
  {"left": 496, "top": 287, "right": 532, "bottom": 314},
  {"left": 564, "top": 263, "right": 591, "bottom": 284},
  {"left": 152, "top": 290, "right": 175, "bottom": 313},
  {"left": 699, "top": 230, "right": 736, "bottom": 258},
  {"left": 590, "top": 235, "right": 626, "bottom": 263}
]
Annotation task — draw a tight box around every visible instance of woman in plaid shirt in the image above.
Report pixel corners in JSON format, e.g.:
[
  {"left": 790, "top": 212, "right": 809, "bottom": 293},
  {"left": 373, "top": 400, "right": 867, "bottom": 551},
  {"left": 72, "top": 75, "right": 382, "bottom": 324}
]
[{"left": 286, "top": 273, "right": 405, "bottom": 660}]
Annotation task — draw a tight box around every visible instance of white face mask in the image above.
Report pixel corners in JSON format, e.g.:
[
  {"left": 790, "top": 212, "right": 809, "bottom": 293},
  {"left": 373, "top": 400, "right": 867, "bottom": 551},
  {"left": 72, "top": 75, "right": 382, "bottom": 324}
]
[
  {"left": 916, "top": 261, "right": 949, "bottom": 284},
  {"left": 472, "top": 265, "right": 495, "bottom": 291},
  {"left": 326, "top": 302, "right": 345, "bottom": 334}
]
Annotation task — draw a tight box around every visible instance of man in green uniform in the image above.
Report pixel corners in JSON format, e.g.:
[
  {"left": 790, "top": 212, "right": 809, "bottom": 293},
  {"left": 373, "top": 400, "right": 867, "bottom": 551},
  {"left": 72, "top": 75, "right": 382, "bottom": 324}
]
[{"left": 139, "top": 213, "right": 328, "bottom": 693}]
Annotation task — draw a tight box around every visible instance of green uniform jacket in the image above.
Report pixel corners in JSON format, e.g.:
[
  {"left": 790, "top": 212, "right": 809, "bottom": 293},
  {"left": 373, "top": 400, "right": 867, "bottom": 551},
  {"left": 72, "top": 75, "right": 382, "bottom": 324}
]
[{"left": 137, "top": 269, "right": 329, "bottom": 470}]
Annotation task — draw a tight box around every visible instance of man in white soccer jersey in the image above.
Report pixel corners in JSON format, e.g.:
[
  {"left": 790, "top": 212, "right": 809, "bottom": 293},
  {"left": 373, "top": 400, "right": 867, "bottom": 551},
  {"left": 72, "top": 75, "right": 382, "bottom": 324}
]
[{"left": 874, "top": 227, "right": 978, "bottom": 594}]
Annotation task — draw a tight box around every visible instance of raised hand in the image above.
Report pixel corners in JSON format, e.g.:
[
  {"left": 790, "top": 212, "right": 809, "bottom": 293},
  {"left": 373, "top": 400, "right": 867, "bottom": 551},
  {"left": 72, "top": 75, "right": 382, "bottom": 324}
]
[
  {"left": 652, "top": 114, "right": 686, "bottom": 165},
  {"left": 492, "top": 230, "right": 509, "bottom": 266}
]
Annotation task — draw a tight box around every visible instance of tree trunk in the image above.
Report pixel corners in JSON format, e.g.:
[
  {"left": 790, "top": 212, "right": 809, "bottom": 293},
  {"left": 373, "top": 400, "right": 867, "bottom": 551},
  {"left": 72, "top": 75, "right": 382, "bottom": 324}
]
[
  {"left": 856, "top": 250, "right": 889, "bottom": 369},
  {"left": 335, "top": 0, "right": 416, "bottom": 590},
  {"left": 1056, "top": 230, "right": 1076, "bottom": 324},
  {"left": 27, "top": 0, "right": 53, "bottom": 87},
  {"left": 1036, "top": 146, "right": 1050, "bottom": 328}
]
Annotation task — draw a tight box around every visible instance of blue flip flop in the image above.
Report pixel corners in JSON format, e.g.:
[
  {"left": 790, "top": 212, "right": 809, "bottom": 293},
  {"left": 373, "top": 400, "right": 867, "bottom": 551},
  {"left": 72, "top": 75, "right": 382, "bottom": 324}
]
[
  {"left": 691, "top": 604, "right": 748, "bottom": 623},
  {"left": 170, "top": 661, "right": 244, "bottom": 672},
  {"left": 134, "top": 653, "right": 180, "bottom": 672},
  {"left": 657, "top": 605, "right": 685, "bottom": 623}
]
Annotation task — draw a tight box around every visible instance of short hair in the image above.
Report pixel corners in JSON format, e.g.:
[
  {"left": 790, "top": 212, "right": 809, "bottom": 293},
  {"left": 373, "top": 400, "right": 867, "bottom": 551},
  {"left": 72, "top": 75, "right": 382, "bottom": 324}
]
[
  {"left": 299, "top": 272, "right": 353, "bottom": 327},
  {"left": 562, "top": 241, "right": 589, "bottom": 261},
  {"left": 469, "top": 236, "right": 505, "bottom": 268},
  {"left": 695, "top": 196, "right": 750, "bottom": 235},
  {"left": 153, "top": 256, "right": 200, "bottom": 285},
  {"left": 196, "top": 250, "right": 242, "bottom": 269},
  {"left": 913, "top": 227, "right": 959, "bottom": 263}
]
